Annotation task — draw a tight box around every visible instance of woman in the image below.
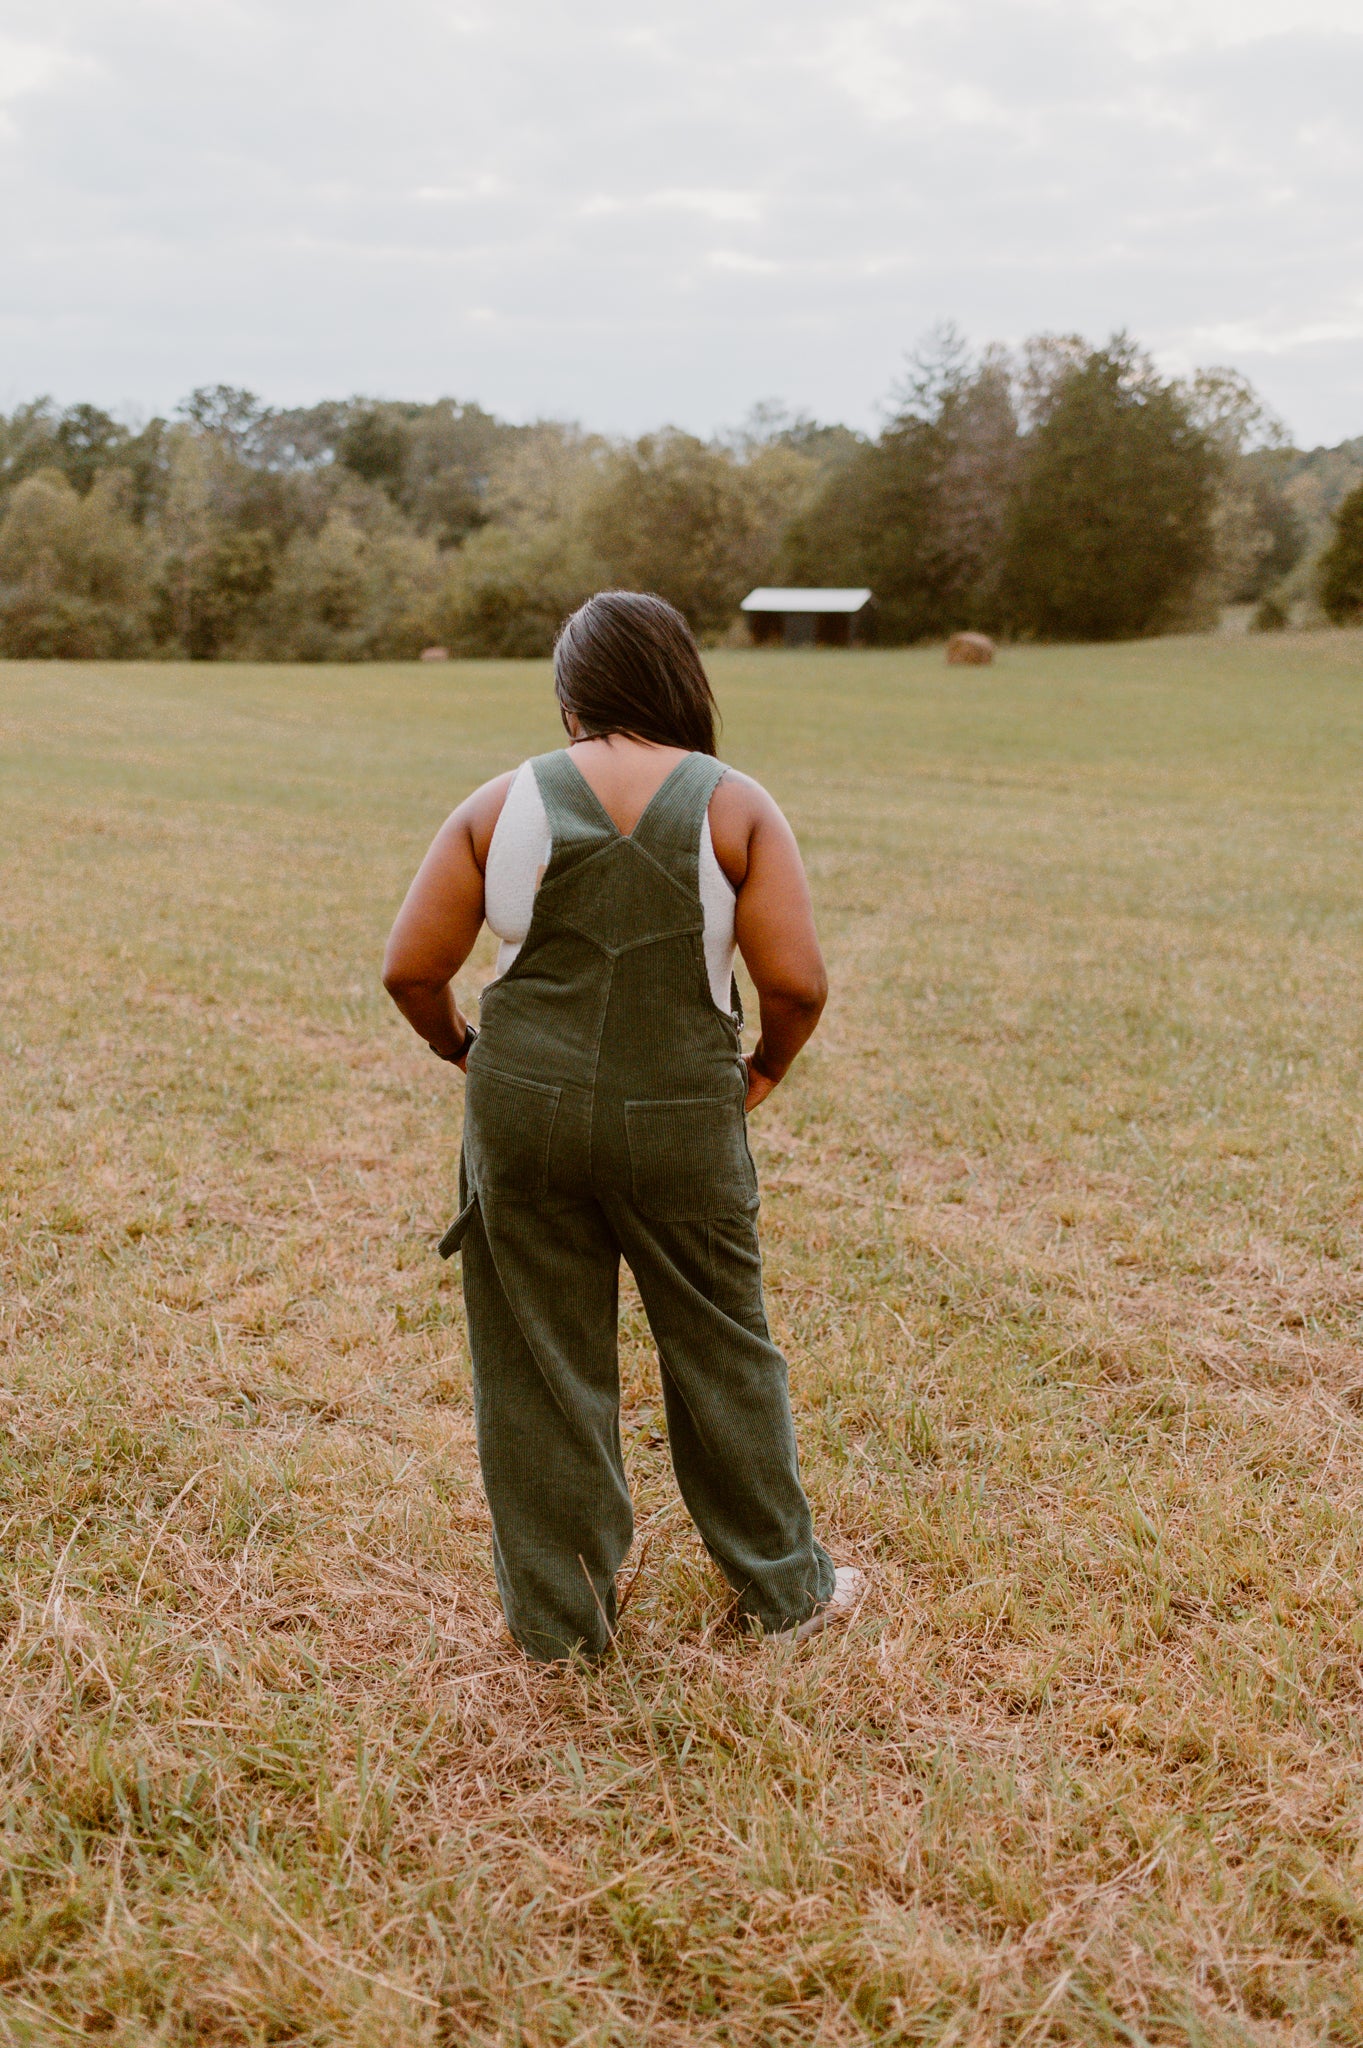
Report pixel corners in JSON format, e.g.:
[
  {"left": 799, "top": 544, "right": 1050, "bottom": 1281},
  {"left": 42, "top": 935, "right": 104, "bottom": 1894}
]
[{"left": 383, "top": 591, "right": 862, "bottom": 1662}]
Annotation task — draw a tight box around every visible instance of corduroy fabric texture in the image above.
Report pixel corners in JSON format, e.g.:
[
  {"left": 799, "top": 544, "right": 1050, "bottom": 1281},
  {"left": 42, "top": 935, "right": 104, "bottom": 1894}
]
[{"left": 440, "top": 750, "right": 833, "bottom": 1662}]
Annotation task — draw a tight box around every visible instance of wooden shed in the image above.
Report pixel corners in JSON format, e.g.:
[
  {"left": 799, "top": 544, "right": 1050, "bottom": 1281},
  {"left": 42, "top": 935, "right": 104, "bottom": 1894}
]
[{"left": 740, "top": 587, "right": 873, "bottom": 648}]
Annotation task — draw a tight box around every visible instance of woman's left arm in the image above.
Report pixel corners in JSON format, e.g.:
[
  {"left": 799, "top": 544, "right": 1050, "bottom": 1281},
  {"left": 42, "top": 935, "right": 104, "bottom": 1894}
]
[
  {"left": 382, "top": 774, "right": 512, "bottom": 1068},
  {"left": 709, "top": 772, "right": 828, "bottom": 1111}
]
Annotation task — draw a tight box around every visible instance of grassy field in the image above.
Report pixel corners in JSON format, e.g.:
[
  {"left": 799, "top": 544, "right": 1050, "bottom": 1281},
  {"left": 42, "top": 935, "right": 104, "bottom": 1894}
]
[{"left": 5, "top": 632, "right": 1363, "bottom": 2044}]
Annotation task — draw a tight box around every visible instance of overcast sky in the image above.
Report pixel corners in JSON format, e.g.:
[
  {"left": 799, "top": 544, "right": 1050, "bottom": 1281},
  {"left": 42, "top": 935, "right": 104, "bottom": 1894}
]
[{"left": 1, "top": 0, "right": 1360, "bottom": 445}]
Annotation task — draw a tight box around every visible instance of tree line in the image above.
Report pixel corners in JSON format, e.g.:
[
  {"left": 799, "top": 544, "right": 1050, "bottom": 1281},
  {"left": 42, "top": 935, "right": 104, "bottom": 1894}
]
[{"left": 1, "top": 331, "right": 1359, "bottom": 661}]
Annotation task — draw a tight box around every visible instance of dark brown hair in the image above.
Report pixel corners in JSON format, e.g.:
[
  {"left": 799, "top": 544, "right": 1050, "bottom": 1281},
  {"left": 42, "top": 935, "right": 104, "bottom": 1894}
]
[{"left": 553, "top": 591, "right": 719, "bottom": 756}]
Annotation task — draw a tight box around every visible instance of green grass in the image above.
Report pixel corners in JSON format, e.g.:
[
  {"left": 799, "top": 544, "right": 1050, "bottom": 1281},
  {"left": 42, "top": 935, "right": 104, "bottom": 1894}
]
[{"left": 4, "top": 631, "right": 1363, "bottom": 2044}]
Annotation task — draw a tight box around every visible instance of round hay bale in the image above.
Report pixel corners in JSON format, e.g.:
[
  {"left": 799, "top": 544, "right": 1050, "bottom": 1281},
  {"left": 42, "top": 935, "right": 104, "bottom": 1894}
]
[
  {"left": 420, "top": 645, "right": 450, "bottom": 662},
  {"left": 946, "top": 632, "right": 995, "bottom": 666}
]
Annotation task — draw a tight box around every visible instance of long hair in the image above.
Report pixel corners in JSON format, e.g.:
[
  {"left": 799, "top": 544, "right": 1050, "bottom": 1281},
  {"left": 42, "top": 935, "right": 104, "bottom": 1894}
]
[{"left": 553, "top": 591, "right": 719, "bottom": 756}]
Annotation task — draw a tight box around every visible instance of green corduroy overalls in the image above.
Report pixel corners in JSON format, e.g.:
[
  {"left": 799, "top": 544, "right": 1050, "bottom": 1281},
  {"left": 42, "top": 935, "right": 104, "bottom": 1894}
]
[{"left": 439, "top": 749, "right": 834, "bottom": 1661}]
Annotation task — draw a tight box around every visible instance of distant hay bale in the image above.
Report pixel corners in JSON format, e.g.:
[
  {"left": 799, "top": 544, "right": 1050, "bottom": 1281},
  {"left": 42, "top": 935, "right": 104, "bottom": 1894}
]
[
  {"left": 420, "top": 645, "right": 450, "bottom": 662},
  {"left": 946, "top": 632, "right": 995, "bottom": 666}
]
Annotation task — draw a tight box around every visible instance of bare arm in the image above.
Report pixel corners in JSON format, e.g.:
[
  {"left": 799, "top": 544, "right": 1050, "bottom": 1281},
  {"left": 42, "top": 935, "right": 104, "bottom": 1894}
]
[
  {"left": 384, "top": 761, "right": 826, "bottom": 1104},
  {"left": 708, "top": 773, "right": 827, "bottom": 1111},
  {"left": 381, "top": 774, "right": 512, "bottom": 1066}
]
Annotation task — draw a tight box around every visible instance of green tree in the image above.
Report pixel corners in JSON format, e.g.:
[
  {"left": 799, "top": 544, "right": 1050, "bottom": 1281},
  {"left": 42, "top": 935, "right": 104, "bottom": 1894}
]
[
  {"left": 0, "top": 401, "right": 171, "bottom": 524},
  {"left": 917, "top": 344, "right": 1020, "bottom": 628},
  {"left": 247, "top": 395, "right": 518, "bottom": 546},
  {"left": 584, "top": 430, "right": 778, "bottom": 638},
  {"left": 786, "top": 332, "right": 1019, "bottom": 641},
  {"left": 52, "top": 404, "right": 130, "bottom": 494},
  {"left": 440, "top": 521, "right": 604, "bottom": 658},
  {"left": 0, "top": 401, "right": 61, "bottom": 495},
  {"left": 113, "top": 416, "right": 172, "bottom": 526},
  {"left": 402, "top": 400, "right": 525, "bottom": 547},
  {"left": 729, "top": 401, "right": 863, "bottom": 476},
  {"left": 436, "top": 423, "right": 608, "bottom": 656},
  {"left": 178, "top": 385, "right": 269, "bottom": 458},
  {"left": 1002, "top": 339, "right": 1217, "bottom": 640},
  {"left": 151, "top": 422, "right": 324, "bottom": 655},
  {"left": 1318, "top": 479, "right": 1363, "bottom": 624},
  {"left": 1234, "top": 452, "right": 1305, "bottom": 601},
  {"left": 154, "top": 427, "right": 245, "bottom": 656},
  {"left": 0, "top": 468, "right": 153, "bottom": 656},
  {"left": 1182, "top": 368, "right": 1299, "bottom": 611},
  {"left": 335, "top": 398, "right": 520, "bottom": 546},
  {"left": 255, "top": 512, "right": 443, "bottom": 660},
  {"left": 159, "top": 529, "right": 279, "bottom": 658},
  {"left": 340, "top": 406, "right": 409, "bottom": 492}
]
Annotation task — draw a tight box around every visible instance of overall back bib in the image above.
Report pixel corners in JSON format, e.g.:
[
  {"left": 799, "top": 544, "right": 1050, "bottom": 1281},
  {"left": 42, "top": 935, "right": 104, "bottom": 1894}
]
[{"left": 440, "top": 749, "right": 833, "bottom": 1661}]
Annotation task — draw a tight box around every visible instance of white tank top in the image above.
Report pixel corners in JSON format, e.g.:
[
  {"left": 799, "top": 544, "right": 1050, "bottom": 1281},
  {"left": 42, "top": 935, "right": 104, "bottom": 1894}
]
[{"left": 484, "top": 759, "right": 738, "bottom": 1011}]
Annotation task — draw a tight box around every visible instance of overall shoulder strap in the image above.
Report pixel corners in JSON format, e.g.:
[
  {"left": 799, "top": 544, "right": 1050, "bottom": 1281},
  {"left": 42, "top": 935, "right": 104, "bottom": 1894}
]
[
  {"left": 530, "top": 751, "right": 614, "bottom": 868},
  {"left": 631, "top": 754, "right": 727, "bottom": 895}
]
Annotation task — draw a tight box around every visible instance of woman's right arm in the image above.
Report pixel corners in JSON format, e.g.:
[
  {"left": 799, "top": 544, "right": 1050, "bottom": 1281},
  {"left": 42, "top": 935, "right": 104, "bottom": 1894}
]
[{"left": 382, "top": 773, "right": 513, "bottom": 1067}]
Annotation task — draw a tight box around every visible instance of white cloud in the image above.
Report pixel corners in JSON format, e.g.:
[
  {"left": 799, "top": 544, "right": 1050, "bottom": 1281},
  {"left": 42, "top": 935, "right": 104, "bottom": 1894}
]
[
  {"left": 0, "top": 0, "right": 1358, "bottom": 442},
  {"left": 0, "top": 32, "right": 88, "bottom": 101},
  {"left": 707, "top": 250, "right": 785, "bottom": 275},
  {"left": 411, "top": 176, "right": 507, "bottom": 204},
  {"left": 1092, "top": 0, "right": 1363, "bottom": 55},
  {"left": 1190, "top": 313, "right": 1363, "bottom": 355},
  {"left": 580, "top": 189, "right": 765, "bottom": 224}
]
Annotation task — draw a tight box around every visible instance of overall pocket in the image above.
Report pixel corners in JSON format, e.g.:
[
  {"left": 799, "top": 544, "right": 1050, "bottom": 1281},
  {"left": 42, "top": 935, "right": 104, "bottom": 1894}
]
[
  {"left": 625, "top": 1095, "right": 758, "bottom": 1221},
  {"left": 464, "top": 1065, "right": 561, "bottom": 1199}
]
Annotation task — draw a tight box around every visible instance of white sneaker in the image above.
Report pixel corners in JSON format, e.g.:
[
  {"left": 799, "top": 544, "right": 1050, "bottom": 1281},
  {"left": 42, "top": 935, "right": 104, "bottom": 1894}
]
[{"left": 769, "top": 1566, "right": 866, "bottom": 1646}]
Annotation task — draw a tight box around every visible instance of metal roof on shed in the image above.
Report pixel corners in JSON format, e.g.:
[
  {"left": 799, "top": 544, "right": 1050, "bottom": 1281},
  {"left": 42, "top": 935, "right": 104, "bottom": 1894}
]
[{"left": 740, "top": 587, "right": 872, "bottom": 614}]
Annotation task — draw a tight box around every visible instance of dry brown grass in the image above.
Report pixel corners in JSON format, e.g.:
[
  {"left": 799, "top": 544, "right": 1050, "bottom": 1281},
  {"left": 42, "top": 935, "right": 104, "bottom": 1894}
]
[{"left": 5, "top": 634, "right": 1363, "bottom": 2043}]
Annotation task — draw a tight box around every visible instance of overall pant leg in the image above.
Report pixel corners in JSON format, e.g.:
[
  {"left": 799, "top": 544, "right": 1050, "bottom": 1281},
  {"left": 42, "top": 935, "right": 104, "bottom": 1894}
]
[
  {"left": 607, "top": 1200, "right": 834, "bottom": 1634},
  {"left": 462, "top": 1191, "right": 631, "bottom": 1661}
]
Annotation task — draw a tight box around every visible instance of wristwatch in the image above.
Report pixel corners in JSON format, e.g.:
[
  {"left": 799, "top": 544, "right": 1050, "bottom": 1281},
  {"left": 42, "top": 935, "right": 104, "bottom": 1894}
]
[{"left": 433, "top": 1023, "right": 478, "bottom": 1065}]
